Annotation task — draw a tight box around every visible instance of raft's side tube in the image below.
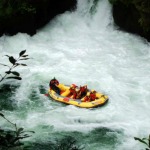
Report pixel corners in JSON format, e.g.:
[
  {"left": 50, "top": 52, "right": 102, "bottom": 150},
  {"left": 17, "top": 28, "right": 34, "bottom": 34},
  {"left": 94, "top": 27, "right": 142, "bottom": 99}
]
[
  {"left": 58, "top": 84, "right": 70, "bottom": 97},
  {"left": 58, "top": 84, "right": 66, "bottom": 91},
  {"left": 61, "top": 89, "right": 70, "bottom": 97}
]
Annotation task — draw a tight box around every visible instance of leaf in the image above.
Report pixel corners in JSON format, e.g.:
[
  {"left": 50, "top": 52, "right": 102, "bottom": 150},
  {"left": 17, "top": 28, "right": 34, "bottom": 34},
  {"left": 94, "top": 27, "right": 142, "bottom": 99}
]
[
  {"left": 5, "top": 71, "right": 11, "bottom": 74},
  {"left": 14, "top": 63, "right": 23, "bottom": 68},
  {"left": 27, "top": 131, "right": 35, "bottom": 133},
  {"left": 23, "top": 146, "right": 31, "bottom": 150},
  {"left": 20, "top": 58, "right": 30, "bottom": 60},
  {"left": 22, "top": 55, "right": 28, "bottom": 57},
  {"left": 17, "top": 128, "right": 24, "bottom": 135},
  {"left": 21, "top": 64, "right": 27, "bottom": 66},
  {"left": 134, "top": 137, "right": 148, "bottom": 146},
  {"left": 0, "top": 63, "right": 9, "bottom": 67},
  {"left": 142, "top": 138, "right": 148, "bottom": 141},
  {"left": 19, "top": 50, "right": 26, "bottom": 57},
  {"left": 5, "top": 55, "right": 10, "bottom": 57},
  {"left": 9, "top": 56, "right": 16, "bottom": 65},
  {"left": 6, "top": 76, "right": 22, "bottom": 80},
  {"left": 0, "top": 113, "right": 4, "bottom": 117},
  {"left": 11, "top": 71, "right": 20, "bottom": 76},
  {"left": 23, "top": 135, "right": 31, "bottom": 138},
  {"left": 15, "top": 63, "right": 21, "bottom": 66},
  {"left": 23, "top": 134, "right": 29, "bottom": 136},
  {"left": 18, "top": 136, "right": 31, "bottom": 139}
]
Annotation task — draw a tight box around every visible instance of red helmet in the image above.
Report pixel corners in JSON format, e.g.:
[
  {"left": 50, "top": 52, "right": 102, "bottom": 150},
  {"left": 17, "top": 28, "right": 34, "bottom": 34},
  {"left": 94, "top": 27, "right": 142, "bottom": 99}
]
[{"left": 71, "top": 84, "right": 77, "bottom": 88}]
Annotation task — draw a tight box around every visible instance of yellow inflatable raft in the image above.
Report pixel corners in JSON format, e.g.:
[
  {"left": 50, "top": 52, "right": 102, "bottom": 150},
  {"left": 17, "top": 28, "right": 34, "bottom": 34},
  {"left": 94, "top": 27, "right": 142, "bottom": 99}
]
[{"left": 48, "top": 84, "right": 108, "bottom": 108}]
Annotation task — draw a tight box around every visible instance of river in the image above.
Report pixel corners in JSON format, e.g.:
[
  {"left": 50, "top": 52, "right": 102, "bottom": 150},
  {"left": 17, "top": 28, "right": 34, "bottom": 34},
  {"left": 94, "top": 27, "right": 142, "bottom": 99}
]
[{"left": 0, "top": 0, "right": 150, "bottom": 149}]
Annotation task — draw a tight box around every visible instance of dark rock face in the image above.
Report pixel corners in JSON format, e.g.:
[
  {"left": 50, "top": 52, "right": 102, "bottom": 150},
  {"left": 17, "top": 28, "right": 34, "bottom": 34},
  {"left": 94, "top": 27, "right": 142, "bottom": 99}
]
[
  {"left": 0, "top": 0, "right": 77, "bottom": 36},
  {"left": 30, "top": 0, "right": 77, "bottom": 29},
  {"left": 112, "top": 1, "right": 150, "bottom": 42},
  {"left": 0, "top": 14, "right": 36, "bottom": 36}
]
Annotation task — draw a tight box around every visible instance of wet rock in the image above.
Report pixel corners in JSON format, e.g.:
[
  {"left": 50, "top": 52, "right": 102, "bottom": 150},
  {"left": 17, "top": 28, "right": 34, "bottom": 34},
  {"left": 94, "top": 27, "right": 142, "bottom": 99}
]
[
  {"left": 112, "top": 1, "right": 150, "bottom": 41},
  {"left": 0, "top": 0, "right": 77, "bottom": 36}
]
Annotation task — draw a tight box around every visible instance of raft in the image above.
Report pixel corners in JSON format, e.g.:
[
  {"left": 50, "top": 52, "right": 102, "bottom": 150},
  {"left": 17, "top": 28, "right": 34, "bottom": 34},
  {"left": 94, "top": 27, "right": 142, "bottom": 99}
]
[{"left": 48, "top": 84, "right": 109, "bottom": 108}]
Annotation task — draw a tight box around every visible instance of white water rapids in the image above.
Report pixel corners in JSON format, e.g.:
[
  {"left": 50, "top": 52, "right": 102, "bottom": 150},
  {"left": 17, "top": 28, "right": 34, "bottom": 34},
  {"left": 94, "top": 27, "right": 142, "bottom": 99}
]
[{"left": 0, "top": 0, "right": 150, "bottom": 149}]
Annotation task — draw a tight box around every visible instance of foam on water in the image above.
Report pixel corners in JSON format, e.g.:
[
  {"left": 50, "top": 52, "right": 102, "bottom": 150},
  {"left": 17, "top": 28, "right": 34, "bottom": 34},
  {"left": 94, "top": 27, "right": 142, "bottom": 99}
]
[{"left": 0, "top": 0, "right": 150, "bottom": 149}]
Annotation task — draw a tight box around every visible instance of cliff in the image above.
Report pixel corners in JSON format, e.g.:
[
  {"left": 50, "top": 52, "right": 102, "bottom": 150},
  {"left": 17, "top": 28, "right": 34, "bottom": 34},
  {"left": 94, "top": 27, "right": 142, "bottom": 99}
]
[
  {"left": 109, "top": 0, "right": 150, "bottom": 41},
  {"left": 0, "top": 0, "right": 77, "bottom": 36}
]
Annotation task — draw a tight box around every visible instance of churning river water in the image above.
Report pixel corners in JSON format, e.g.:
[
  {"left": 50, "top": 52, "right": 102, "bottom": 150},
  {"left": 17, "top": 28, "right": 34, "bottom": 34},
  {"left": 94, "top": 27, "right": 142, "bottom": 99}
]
[{"left": 0, "top": 0, "right": 150, "bottom": 149}]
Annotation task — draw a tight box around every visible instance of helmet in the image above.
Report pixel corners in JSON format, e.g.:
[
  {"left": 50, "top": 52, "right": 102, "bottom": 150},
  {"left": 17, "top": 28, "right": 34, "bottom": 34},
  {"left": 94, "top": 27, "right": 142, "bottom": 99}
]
[
  {"left": 71, "top": 84, "right": 77, "bottom": 88},
  {"left": 91, "top": 90, "right": 96, "bottom": 93},
  {"left": 83, "top": 85, "right": 87, "bottom": 88}
]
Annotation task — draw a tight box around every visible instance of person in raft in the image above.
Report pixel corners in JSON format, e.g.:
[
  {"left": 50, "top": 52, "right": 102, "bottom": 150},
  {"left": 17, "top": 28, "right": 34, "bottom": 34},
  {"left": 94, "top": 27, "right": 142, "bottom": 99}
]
[
  {"left": 69, "top": 84, "right": 78, "bottom": 99},
  {"left": 83, "top": 90, "right": 97, "bottom": 102},
  {"left": 83, "top": 93, "right": 90, "bottom": 102},
  {"left": 49, "top": 77, "right": 61, "bottom": 95},
  {"left": 89, "top": 90, "right": 97, "bottom": 101},
  {"left": 76, "top": 85, "right": 88, "bottom": 99}
]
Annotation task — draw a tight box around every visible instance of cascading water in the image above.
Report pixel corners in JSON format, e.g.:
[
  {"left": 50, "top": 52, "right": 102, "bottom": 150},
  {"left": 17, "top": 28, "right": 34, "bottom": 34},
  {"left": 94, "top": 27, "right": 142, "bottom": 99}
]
[{"left": 0, "top": 0, "right": 150, "bottom": 149}]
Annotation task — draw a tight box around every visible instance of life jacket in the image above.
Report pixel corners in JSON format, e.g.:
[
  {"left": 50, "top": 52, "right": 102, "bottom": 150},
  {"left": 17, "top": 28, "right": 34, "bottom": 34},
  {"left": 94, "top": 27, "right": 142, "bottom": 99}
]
[
  {"left": 80, "top": 85, "right": 87, "bottom": 92},
  {"left": 79, "top": 85, "right": 87, "bottom": 98},
  {"left": 69, "top": 87, "right": 77, "bottom": 99},
  {"left": 89, "top": 92, "right": 96, "bottom": 101},
  {"left": 83, "top": 96, "right": 90, "bottom": 102}
]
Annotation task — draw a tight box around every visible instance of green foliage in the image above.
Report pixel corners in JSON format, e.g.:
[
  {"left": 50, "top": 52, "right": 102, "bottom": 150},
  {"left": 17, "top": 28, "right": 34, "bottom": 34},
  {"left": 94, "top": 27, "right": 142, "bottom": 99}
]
[
  {"left": 133, "top": 0, "right": 150, "bottom": 13},
  {"left": 108, "top": 0, "right": 150, "bottom": 33},
  {"left": 18, "top": 2, "right": 36, "bottom": 14},
  {"left": 133, "top": 0, "right": 150, "bottom": 32},
  {"left": 30, "top": 136, "right": 84, "bottom": 150},
  {"left": 56, "top": 136, "right": 84, "bottom": 150},
  {"left": 0, "top": 50, "right": 29, "bottom": 83},
  {"left": 108, "top": 0, "right": 133, "bottom": 5},
  {"left": 0, "top": 0, "right": 36, "bottom": 18},
  {"left": 134, "top": 135, "right": 150, "bottom": 150},
  {"left": 108, "top": 0, "right": 119, "bottom": 4},
  {"left": 0, "top": 112, "right": 34, "bottom": 149},
  {"left": 138, "top": 16, "right": 150, "bottom": 32},
  {"left": 0, "top": 50, "right": 32, "bottom": 149}
]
